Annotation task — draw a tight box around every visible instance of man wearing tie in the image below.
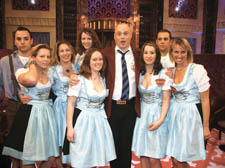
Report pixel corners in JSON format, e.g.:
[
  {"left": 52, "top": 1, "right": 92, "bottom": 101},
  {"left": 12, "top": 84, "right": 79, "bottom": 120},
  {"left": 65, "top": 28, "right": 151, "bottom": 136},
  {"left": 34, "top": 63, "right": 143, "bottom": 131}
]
[{"left": 102, "top": 21, "right": 140, "bottom": 168}]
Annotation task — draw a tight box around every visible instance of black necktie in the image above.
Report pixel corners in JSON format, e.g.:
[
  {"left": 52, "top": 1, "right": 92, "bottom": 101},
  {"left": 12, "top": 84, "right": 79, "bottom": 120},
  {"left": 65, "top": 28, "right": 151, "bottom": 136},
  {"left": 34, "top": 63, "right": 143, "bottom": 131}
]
[{"left": 117, "top": 49, "right": 129, "bottom": 100}]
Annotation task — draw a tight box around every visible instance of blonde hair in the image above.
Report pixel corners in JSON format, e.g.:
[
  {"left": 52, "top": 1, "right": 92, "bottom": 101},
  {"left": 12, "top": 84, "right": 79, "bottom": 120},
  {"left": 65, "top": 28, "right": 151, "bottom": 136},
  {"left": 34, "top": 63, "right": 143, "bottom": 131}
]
[
  {"left": 169, "top": 38, "right": 193, "bottom": 65},
  {"left": 32, "top": 44, "right": 51, "bottom": 58}
]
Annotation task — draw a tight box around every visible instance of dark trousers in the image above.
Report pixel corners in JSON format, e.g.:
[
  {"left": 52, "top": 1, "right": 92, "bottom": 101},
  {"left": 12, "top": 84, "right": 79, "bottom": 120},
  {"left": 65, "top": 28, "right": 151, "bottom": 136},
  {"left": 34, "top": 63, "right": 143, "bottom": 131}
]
[
  {"left": 6, "top": 99, "right": 21, "bottom": 134},
  {"left": 109, "top": 99, "right": 137, "bottom": 168}
]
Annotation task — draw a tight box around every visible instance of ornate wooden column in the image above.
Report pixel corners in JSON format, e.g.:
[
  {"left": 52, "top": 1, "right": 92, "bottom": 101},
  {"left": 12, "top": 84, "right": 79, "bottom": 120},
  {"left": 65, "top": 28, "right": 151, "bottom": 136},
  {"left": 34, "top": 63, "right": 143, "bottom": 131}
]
[
  {"left": 138, "top": 0, "right": 162, "bottom": 47},
  {"left": 64, "top": 0, "right": 77, "bottom": 47},
  {"left": 56, "top": 0, "right": 64, "bottom": 41},
  {"left": 201, "top": 0, "right": 218, "bottom": 53},
  {"left": 157, "top": 0, "right": 164, "bottom": 33},
  {"left": 56, "top": 0, "right": 77, "bottom": 47}
]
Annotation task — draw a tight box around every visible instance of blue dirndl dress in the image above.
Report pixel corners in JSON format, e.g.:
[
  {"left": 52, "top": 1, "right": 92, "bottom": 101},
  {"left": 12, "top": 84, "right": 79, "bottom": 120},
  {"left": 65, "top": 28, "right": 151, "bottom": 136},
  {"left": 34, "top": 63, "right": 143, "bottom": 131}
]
[
  {"left": 132, "top": 70, "right": 171, "bottom": 159},
  {"left": 2, "top": 68, "right": 59, "bottom": 164},
  {"left": 166, "top": 63, "right": 207, "bottom": 162},
  {"left": 51, "top": 65, "right": 76, "bottom": 147},
  {"left": 68, "top": 76, "right": 116, "bottom": 167}
]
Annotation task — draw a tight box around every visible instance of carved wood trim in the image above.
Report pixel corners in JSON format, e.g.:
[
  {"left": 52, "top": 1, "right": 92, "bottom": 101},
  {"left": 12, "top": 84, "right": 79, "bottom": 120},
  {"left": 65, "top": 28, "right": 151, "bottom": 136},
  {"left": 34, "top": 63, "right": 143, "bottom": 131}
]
[{"left": 5, "top": 17, "right": 56, "bottom": 26}]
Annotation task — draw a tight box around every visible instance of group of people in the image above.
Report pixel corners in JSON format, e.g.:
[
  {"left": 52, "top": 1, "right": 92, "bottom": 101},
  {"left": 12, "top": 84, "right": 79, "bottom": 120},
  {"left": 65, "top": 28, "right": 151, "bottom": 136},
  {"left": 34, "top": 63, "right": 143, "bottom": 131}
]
[{"left": 0, "top": 22, "right": 210, "bottom": 168}]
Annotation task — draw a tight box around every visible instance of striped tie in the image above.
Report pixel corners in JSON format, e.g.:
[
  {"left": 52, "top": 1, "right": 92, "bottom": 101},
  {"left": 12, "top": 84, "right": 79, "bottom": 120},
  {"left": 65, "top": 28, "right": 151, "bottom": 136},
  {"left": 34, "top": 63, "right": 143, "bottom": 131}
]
[{"left": 118, "top": 49, "right": 129, "bottom": 100}]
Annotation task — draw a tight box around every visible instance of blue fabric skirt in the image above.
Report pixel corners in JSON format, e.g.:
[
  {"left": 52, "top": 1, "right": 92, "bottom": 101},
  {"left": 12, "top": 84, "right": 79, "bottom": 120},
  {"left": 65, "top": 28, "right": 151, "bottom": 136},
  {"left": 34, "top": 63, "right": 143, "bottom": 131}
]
[
  {"left": 132, "top": 102, "right": 168, "bottom": 158},
  {"left": 166, "top": 101, "right": 206, "bottom": 162},
  {"left": 70, "top": 108, "right": 116, "bottom": 167},
  {"left": 2, "top": 100, "right": 59, "bottom": 164},
  {"left": 53, "top": 96, "right": 68, "bottom": 147}
]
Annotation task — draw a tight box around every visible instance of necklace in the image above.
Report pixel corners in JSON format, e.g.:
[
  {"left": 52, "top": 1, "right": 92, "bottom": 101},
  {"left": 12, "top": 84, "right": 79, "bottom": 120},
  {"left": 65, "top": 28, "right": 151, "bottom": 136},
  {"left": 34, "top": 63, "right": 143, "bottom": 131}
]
[
  {"left": 62, "top": 64, "right": 74, "bottom": 77},
  {"left": 91, "top": 74, "right": 100, "bottom": 81},
  {"left": 62, "top": 62, "right": 73, "bottom": 73}
]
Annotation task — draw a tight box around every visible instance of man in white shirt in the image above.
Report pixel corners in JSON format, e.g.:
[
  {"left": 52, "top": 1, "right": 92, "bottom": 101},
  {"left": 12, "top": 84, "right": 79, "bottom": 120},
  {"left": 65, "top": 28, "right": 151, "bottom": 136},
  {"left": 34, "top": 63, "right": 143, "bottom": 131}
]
[
  {"left": 0, "top": 26, "right": 33, "bottom": 168},
  {"left": 69, "top": 23, "right": 140, "bottom": 168},
  {"left": 102, "top": 22, "right": 140, "bottom": 168},
  {"left": 156, "top": 29, "right": 175, "bottom": 69}
]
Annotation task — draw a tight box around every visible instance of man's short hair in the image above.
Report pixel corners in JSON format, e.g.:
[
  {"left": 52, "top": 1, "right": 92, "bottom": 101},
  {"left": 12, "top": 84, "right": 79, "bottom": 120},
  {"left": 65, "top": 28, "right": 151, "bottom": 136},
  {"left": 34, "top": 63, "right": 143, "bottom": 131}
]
[
  {"left": 115, "top": 21, "right": 132, "bottom": 30},
  {"left": 15, "top": 26, "right": 33, "bottom": 39},
  {"left": 156, "top": 29, "right": 172, "bottom": 40}
]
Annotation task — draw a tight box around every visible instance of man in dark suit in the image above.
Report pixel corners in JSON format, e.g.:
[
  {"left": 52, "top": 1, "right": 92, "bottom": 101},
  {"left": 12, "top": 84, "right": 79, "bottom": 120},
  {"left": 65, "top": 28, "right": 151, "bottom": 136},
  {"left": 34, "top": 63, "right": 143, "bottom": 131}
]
[{"left": 102, "top": 21, "right": 140, "bottom": 168}]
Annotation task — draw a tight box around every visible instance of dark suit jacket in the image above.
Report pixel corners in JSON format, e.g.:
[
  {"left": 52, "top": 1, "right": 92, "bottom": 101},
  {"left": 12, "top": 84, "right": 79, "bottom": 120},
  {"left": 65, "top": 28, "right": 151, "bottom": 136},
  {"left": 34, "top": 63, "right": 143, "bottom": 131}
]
[{"left": 102, "top": 46, "right": 141, "bottom": 118}]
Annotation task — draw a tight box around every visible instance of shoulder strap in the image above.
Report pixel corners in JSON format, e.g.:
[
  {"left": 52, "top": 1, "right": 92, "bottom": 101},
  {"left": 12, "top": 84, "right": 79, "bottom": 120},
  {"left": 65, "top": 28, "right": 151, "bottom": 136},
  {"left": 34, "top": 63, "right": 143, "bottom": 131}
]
[
  {"left": 8, "top": 55, "right": 21, "bottom": 101},
  {"left": 189, "top": 63, "right": 195, "bottom": 74},
  {"left": 189, "top": 63, "right": 199, "bottom": 86}
]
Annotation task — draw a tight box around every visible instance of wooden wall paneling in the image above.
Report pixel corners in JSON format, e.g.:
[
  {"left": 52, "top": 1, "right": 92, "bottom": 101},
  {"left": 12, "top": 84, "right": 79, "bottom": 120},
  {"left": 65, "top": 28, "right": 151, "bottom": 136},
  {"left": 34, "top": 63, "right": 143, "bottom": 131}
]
[
  {"left": 64, "top": 0, "right": 77, "bottom": 47},
  {"left": 96, "top": 30, "right": 114, "bottom": 48},
  {"left": 139, "top": 0, "right": 158, "bottom": 48},
  {"left": 157, "top": 0, "right": 164, "bottom": 32},
  {"left": 201, "top": 0, "right": 218, "bottom": 53},
  {"left": 56, "top": 0, "right": 64, "bottom": 41}
]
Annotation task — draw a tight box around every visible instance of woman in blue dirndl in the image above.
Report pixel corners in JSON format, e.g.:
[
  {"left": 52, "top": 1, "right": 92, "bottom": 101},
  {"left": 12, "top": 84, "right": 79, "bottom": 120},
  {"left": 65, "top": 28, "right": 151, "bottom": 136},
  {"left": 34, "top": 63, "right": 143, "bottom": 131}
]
[
  {"left": 132, "top": 42, "right": 171, "bottom": 168},
  {"left": 2, "top": 44, "right": 59, "bottom": 167},
  {"left": 66, "top": 48, "right": 116, "bottom": 168},
  {"left": 166, "top": 38, "right": 210, "bottom": 168},
  {"left": 50, "top": 40, "right": 76, "bottom": 166}
]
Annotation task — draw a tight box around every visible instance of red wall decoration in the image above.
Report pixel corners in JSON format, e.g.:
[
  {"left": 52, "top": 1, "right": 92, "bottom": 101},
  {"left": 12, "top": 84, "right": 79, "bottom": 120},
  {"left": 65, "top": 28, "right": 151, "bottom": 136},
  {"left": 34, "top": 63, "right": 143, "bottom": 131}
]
[
  {"left": 169, "top": 0, "right": 198, "bottom": 19},
  {"left": 88, "top": 0, "right": 130, "bottom": 19},
  {"left": 12, "top": 0, "right": 49, "bottom": 11}
]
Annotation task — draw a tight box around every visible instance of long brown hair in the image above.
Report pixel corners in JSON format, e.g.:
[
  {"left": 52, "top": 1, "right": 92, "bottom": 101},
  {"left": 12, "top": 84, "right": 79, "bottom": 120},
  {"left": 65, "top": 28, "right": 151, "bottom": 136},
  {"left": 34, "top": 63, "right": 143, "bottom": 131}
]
[
  {"left": 76, "top": 28, "right": 102, "bottom": 55},
  {"left": 80, "top": 48, "right": 107, "bottom": 79},
  {"left": 140, "top": 41, "right": 162, "bottom": 75}
]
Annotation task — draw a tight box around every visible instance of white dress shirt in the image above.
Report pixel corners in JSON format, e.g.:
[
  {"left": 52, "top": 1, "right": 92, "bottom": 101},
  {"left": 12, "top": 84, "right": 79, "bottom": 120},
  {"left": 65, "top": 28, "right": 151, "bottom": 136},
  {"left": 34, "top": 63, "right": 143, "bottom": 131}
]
[
  {"left": 112, "top": 46, "right": 136, "bottom": 100},
  {"left": 18, "top": 55, "right": 29, "bottom": 66},
  {"left": 160, "top": 53, "right": 175, "bottom": 68}
]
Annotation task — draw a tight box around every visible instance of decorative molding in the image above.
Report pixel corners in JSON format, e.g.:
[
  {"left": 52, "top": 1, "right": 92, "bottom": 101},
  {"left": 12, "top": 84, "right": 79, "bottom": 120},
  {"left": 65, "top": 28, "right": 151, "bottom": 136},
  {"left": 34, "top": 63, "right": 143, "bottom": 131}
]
[
  {"left": 5, "top": 17, "right": 56, "bottom": 26},
  {"left": 164, "top": 23, "right": 203, "bottom": 32}
]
